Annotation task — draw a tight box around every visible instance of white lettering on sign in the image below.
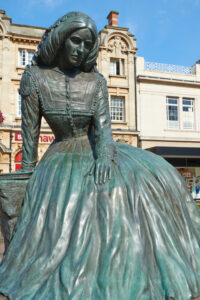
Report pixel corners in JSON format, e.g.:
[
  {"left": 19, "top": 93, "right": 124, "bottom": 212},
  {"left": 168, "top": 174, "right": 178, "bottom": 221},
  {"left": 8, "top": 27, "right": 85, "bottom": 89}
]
[{"left": 14, "top": 133, "right": 55, "bottom": 143}]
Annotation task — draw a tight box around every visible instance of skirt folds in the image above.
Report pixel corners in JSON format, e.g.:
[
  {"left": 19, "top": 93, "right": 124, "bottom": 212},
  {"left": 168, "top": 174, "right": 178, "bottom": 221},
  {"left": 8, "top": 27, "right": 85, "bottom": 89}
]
[{"left": 0, "top": 140, "right": 200, "bottom": 300}]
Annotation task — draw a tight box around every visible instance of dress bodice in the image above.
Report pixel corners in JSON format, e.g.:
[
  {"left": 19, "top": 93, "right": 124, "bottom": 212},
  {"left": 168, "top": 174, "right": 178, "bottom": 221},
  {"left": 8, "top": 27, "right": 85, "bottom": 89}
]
[
  {"left": 19, "top": 65, "right": 114, "bottom": 170},
  {"left": 35, "top": 67, "right": 98, "bottom": 113},
  {"left": 28, "top": 66, "right": 99, "bottom": 140}
]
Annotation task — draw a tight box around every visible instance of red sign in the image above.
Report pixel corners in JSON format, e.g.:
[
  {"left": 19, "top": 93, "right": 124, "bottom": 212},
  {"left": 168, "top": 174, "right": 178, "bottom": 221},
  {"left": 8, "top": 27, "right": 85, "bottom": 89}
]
[
  {"left": 15, "top": 133, "right": 23, "bottom": 141},
  {"left": 14, "top": 133, "right": 55, "bottom": 143}
]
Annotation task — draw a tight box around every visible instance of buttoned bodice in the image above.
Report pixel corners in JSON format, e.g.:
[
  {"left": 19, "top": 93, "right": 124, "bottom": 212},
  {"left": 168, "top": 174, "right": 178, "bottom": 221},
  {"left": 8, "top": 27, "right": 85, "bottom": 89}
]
[
  {"left": 35, "top": 67, "right": 98, "bottom": 113},
  {"left": 28, "top": 66, "right": 100, "bottom": 140},
  {"left": 19, "top": 65, "right": 114, "bottom": 169}
]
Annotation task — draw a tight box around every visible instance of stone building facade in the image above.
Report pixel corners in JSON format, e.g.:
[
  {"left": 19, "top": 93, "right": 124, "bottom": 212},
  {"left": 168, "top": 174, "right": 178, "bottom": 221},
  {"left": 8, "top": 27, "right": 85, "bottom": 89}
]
[
  {"left": 136, "top": 57, "right": 200, "bottom": 201},
  {"left": 0, "top": 9, "right": 49, "bottom": 173},
  {"left": 98, "top": 11, "right": 139, "bottom": 146}
]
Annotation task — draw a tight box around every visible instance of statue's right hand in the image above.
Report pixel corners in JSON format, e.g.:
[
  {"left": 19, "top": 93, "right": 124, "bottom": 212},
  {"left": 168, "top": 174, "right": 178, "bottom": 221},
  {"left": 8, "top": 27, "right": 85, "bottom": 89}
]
[{"left": 89, "top": 157, "right": 113, "bottom": 185}]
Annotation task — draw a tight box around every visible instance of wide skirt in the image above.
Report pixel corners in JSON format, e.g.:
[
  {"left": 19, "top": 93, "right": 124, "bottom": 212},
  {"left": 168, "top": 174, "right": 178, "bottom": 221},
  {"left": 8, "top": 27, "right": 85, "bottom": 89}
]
[{"left": 0, "top": 138, "right": 200, "bottom": 300}]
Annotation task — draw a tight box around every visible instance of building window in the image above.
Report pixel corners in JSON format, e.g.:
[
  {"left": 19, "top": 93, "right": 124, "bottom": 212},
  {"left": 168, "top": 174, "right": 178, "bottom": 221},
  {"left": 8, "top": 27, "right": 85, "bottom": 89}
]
[
  {"left": 110, "top": 97, "right": 125, "bottom": 121},
  {"left": 110, "top": 59, "right": 124, "bottom": 76},
  {"left": 19, "top": 49, "right": 34, "bottom": 67},
  {"left": 17, "top": 93, "right": 21, "bottom": 117},
  {"left": 166, "top": 97, "right": 195, "bottom": 130},
  {"left": 182, "top": 98, "right": 194, "bottom": 130},
  {"left": 166, "top": 97, "right": 179, "bottom": 129}
]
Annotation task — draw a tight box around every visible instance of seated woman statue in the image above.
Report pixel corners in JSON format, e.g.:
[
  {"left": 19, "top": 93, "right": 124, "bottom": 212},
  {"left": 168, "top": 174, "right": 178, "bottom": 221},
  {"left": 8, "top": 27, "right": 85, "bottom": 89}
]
[{"left": 0, "top": 11, "right": 200, "bottom": 300}]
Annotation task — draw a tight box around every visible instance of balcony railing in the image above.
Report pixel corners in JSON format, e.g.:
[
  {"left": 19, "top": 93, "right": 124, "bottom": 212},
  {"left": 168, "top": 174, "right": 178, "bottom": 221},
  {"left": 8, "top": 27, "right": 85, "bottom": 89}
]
[{"left": 144, "top": 61, "right": 193, "bottom": 74}]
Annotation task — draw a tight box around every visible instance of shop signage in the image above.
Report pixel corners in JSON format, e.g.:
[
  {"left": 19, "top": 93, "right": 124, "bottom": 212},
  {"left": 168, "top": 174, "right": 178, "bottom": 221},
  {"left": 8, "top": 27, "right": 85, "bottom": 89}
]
[
  {"left": 14, "top": 133, "right": 55, "bottom": 143},
  {"left": 182, "top": 171, "right": 192, "bottom": 178}
]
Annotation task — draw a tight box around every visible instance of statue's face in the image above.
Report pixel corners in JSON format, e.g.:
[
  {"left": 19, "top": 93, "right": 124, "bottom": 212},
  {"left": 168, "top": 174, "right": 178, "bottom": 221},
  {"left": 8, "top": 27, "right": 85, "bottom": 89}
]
[{"left": 60, "top": 28, "right": 93, "bottom": 69}]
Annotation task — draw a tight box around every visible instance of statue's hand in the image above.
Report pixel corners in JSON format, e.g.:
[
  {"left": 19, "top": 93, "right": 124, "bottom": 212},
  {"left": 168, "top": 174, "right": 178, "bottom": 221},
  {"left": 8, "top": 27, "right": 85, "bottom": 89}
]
[{"left": 89, "top": 157, "right": 113, "bottom": 185}]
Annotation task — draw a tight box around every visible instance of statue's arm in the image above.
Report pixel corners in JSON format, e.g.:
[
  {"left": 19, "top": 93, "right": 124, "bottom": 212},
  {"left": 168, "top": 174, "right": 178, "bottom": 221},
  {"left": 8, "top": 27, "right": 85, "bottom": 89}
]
[
  {"left": 19, "top": 68, "right": 42, "bottom": 172},
  {"left": 94, "top": 76, "right": 114, "bottom": 159},
  {"left": 90, "top": 76, "right": 115, "bottom": 184}
]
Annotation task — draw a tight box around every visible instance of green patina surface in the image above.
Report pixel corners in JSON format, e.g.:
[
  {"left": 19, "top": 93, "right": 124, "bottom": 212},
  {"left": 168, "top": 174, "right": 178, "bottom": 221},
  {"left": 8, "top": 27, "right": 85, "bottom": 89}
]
[{"left": 0, "top": 12, "right": 200, "bottom": 300}]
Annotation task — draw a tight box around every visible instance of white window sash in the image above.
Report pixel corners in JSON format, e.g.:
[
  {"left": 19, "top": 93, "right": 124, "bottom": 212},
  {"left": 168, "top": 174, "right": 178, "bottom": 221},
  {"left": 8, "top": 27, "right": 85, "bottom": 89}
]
[
  {"left": 18, "top": 49, "right": 34, "bottom": 67},
  {"left": 110, "top": 61, "right": 116, "bottom": 75},
  {"left": 182, "top": 99, "right": 194, "bottom": 130},
  {"left": 119, "top": 59, "right": 123, "bottom": 75},
  {"left": 166, "top": 97, "right": 179, "bottom": 129},
  {"left": 110, "top": 97, "right": 125, "bottom": 121},
  {"left": 110, "top": 59, "right": 124, "bottom": 76}
]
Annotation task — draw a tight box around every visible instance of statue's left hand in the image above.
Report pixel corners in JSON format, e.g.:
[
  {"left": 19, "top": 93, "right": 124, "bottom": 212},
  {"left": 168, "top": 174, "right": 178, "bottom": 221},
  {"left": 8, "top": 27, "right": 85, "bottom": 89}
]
[{"left": 89, "top": 157, "right": 113, "bottom": 184}]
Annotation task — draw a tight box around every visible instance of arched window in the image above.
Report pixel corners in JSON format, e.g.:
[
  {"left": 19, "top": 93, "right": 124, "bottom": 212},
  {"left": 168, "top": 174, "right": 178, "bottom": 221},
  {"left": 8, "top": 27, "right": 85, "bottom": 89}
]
[{"left": 15, "top": 151, "right": 22, "bottom": 170}]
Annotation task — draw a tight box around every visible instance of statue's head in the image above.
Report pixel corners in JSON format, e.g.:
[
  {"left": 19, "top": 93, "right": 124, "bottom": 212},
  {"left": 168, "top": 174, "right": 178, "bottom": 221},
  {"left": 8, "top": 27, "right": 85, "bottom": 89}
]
[{"left": 33, "top": 12, "right": 99, "bottom": 72}]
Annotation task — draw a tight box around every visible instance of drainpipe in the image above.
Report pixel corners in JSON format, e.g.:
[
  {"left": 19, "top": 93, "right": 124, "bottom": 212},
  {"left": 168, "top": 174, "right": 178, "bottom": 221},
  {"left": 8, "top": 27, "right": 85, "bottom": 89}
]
[
  {"left": 9, "top": 131, "right": 13, "bottom": 173},
  {"left": 134, "top": 56, "right": 139, "bottom": 147}
]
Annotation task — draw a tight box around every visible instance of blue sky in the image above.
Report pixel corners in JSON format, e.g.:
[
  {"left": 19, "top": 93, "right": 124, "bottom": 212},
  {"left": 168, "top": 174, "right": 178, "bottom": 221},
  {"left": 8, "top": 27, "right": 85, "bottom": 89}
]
[{"left": 1, "top": 0, "right": 200, "bottom": 66}]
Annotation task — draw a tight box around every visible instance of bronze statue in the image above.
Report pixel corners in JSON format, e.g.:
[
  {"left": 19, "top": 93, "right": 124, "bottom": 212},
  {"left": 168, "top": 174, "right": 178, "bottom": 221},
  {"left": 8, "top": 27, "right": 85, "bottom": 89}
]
[{"left": 0, "top": 12, "right": 200, "bottom": 300}]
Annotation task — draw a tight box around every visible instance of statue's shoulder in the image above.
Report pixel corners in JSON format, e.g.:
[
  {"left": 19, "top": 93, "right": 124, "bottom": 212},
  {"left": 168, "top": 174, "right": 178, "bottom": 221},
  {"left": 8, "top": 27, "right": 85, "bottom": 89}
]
[
  {"left": 94, "top": 72, "right": 108, "bottom": 96},
  {"left": 19, "top": 65, "right": 44, "bottom": 97},
  {"left": 94, "top": 72, "right": 107, "bottom": 84},
  {"left": 92, "top": 72, "right": 108, "bottom": 103},
  {"left": 95, "top": 72, "right": 108, "bottom": 91},
  {"left": 21, "top": 65, "right": 41, "bottom": 77},
  {"left": 20, "top": 66, "right": 35, "bottom": 97}
]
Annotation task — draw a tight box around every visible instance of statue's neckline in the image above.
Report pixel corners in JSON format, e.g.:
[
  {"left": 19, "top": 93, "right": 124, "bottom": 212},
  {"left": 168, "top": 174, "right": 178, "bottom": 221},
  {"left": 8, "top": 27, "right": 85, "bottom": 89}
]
[{"left": 51, "top": 67, "right": 81, "bottom": 76}]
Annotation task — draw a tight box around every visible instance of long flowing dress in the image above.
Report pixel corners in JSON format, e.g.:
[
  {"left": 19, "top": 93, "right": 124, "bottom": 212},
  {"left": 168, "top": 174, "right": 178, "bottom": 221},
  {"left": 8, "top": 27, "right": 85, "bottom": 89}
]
[{"left": 0, "top": 65, "right": 200, "bottom": 300}]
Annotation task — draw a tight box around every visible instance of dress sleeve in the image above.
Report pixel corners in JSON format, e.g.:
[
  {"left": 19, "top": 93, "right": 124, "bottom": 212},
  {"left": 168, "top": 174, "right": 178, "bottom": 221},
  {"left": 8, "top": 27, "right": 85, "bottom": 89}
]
[
  {"left": 93, "top": 76, "right": 115, "bottom": 160},
  {"left": 19, "top": 67, "right": 42, "bottom": 171}
]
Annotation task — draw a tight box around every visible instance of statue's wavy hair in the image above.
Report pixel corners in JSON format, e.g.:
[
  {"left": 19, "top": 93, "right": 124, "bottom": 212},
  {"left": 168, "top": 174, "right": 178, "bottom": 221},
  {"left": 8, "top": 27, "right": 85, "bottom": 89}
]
[{"left": 32, "top": 12, "right": 99, "bottom": 72}]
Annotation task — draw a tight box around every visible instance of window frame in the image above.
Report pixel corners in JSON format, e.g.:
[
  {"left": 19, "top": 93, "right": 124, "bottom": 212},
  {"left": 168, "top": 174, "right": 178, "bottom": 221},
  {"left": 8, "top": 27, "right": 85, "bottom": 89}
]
[
  {"left": 166, "top": 96, "right": 179, "bottom": 129},
  {"left": 109, "top": 58, "right": 124, "bottom": 76},
  {"left": 110, "top": 96, "right": 125, "bottom": 122},
  {"left": 182, "top": 98, "right": 194, "bottom": 130},
  {"left": 18, "top": 49, "right": 35, "bottom": 67},
  {"left": 166, "top": 96, "right": 195, "bottom": 130}
]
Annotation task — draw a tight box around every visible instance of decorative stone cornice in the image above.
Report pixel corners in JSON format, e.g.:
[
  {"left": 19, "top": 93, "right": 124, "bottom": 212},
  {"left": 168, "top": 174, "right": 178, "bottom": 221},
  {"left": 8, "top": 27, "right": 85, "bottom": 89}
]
[
  {"left": 8, "top": 34, "right": 40, "bottom": 44},
  {"left": 0, "top": 33, "right": 41, "bottom": 45},
  {"left": 137, "top": 75, "right": 200, "bottom": 88},
  {"left": 105, "top": 25, "right": 129, "bottom": 32},
  {"left": 0, "top": 142, "right": 11, "bottom": 154}
]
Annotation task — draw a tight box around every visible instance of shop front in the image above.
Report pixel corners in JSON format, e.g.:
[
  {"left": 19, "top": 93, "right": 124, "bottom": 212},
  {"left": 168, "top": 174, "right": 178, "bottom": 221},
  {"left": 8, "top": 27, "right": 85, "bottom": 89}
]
[
  {"left": 147, "top": 147, "right": 200, "bottom": 206},
  {"left": 11, "top": 131, "right": 55, "bottom": 172}
]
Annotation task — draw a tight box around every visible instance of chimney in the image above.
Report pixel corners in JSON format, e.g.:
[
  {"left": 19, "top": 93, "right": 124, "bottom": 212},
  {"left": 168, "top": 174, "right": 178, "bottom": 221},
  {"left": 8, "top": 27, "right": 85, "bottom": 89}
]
[{"left": 107, "top": 11, "right": 119, "bottom": 26}]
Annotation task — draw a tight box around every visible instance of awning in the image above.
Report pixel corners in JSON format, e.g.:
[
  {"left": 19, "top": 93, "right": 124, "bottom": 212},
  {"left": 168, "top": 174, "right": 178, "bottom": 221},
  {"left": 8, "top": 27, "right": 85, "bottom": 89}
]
[{"left": 147, "top": 147, "right": 200, "bottom": 167}]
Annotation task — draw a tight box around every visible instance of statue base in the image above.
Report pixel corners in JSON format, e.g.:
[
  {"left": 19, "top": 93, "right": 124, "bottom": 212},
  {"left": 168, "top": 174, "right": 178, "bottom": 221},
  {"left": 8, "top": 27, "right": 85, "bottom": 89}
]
[{"left": 0, "top": 172, "right": 32, "bottom": 252}]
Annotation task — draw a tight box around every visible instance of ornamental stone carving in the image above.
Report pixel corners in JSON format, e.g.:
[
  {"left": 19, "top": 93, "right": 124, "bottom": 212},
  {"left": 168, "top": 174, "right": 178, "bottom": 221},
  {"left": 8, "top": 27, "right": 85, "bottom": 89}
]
[
  {"left": 113, "top": 134, "right": 136, "bottom": 146},
  {"left": 101, "top": 49, "right": 109, "bottom": 62},
  {"left": 107, "top": 36, "right": 128, "bottom": 55}
]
